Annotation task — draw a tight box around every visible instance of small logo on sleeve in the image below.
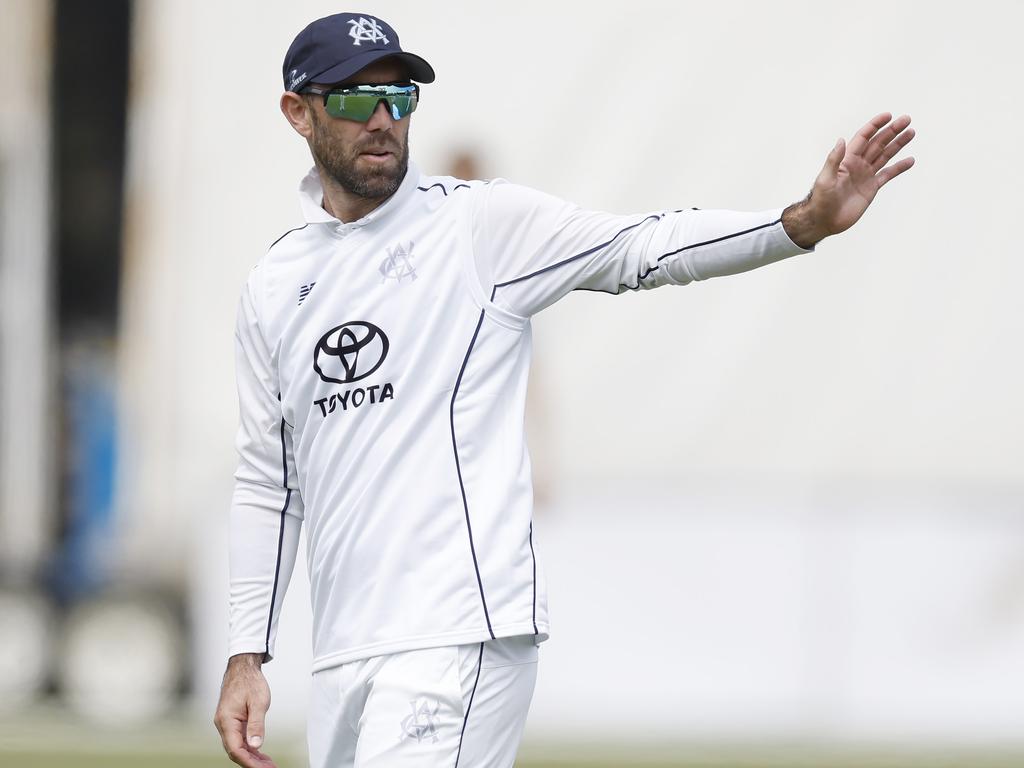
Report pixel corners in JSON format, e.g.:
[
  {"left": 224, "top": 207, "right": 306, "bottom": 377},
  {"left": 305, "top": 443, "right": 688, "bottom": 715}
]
[{"left": 298, "top": 282, "right": 316, "bottom": 305}]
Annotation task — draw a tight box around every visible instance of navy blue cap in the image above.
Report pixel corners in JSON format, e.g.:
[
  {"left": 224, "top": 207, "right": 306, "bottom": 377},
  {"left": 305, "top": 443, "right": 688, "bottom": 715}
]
[{"left": 283, "top": 12, "right": 435, "bottom": 92}]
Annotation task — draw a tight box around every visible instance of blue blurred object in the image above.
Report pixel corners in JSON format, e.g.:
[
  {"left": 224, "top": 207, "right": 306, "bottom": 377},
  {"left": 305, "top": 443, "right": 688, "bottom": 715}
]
[{"left": 50, "top": 339, "right": 118, "bottom": 601}]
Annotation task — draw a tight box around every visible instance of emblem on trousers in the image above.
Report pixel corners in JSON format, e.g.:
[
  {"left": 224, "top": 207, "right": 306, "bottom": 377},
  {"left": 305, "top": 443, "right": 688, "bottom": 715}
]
[{"left": 399, "top": 697, "right": 441, "bottom": 743}]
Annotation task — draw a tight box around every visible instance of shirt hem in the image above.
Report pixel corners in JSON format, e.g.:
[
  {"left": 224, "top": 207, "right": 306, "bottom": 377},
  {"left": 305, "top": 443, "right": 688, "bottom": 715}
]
[
  {"left": 311, "top": 621, "right": 550, "bottom": 672},
  {"left": 228, "top": 639, "right": 270, "bottom": 659}
]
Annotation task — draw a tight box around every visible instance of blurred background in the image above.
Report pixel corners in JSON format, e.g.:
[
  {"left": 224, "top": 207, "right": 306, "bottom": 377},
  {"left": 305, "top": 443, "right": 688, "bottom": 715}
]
[{"left": 2, "top": 0, "right": 1023, "bottom": 766}]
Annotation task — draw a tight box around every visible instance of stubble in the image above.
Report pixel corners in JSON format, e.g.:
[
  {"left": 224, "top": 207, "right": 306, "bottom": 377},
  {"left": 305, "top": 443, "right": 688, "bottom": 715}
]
[{"left": 308, "top": 106, "right": 409, "bottom": 200}]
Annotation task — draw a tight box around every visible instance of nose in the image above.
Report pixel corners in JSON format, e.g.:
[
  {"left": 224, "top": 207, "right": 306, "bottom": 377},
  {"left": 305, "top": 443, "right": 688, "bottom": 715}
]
[{"left": 364, "top": 100, "right": 395, "bottom": 131}]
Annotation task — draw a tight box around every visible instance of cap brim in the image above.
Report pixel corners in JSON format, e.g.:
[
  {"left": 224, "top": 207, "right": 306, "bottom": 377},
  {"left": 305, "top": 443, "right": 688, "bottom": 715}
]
[{"left": 301, "top": 50, "right": 435, "bottom": 90}]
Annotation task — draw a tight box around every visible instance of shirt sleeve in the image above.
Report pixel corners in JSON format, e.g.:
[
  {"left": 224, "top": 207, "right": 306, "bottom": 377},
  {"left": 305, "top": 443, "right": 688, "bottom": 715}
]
[
  {"left": 228, "top": 268, "right": 304, "bottom": 663},
  {"left": 471, "top": 179, "right": 813, "bottom": 319}
]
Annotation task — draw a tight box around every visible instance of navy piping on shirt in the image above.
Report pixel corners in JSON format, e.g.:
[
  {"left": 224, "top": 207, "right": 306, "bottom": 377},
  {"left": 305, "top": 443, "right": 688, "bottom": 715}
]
[
  {"left": 655, "top": 217, "right": 782, "bottom": 263},
  {"left": 263, "top": 488, "right": 291, "bottom": 660},
  {"left": 493, "top": 215, "right": 664, "bottom": 290},
  {"left": 529, "top": 521, "right": 538, "bottom": 635},
  {"left": 269, "top": 223, "right": 309, "bottom": 250},
  {"left": 576, "top": 215, "right": 783, "bottom": 295},
  {"left": 264, "top": 410, "right": 293, "bottom": 660},
  {"left": 417, "top": 182, "right": 471, "bottom": 197},
  {"left": 278, "top": 396, "right": 288, "bottom": 487},
  {"left": 450, "top": 302, "right": 496, "bottom": 639}
]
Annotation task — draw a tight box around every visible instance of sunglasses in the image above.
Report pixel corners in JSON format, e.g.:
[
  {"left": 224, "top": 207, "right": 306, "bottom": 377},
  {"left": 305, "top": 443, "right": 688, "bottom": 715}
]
[{"left": 303, "top": 83, "right": 419, "bottom": 122}]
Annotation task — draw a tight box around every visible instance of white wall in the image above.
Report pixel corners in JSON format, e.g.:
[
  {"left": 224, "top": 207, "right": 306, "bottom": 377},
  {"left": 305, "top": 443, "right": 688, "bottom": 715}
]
[
  {"left": 119, "top": 0, "right": 1024, "bottom": 745},
  {"left": 0, "top": 0, "right": 55, "bottom": 574},
  {"left": 529, "top": 486, "right": 1024, "bottom": 743}
]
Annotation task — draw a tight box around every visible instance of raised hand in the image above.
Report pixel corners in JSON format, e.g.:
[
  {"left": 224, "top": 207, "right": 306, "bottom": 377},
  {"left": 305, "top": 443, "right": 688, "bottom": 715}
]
[{"left": 783, "top": 112, "right": 916, "bottom": 249}]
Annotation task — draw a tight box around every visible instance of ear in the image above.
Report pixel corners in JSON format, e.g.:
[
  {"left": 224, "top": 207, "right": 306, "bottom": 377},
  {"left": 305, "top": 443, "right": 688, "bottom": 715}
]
[{"left": 280, "top": 91, "right": 314, "bottom": 138}]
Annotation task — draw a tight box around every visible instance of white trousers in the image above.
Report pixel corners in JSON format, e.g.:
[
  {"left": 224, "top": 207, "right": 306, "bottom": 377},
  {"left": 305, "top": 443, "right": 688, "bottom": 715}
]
[{"left": 307, "top": 635, "right": 539, "bottom": 768}]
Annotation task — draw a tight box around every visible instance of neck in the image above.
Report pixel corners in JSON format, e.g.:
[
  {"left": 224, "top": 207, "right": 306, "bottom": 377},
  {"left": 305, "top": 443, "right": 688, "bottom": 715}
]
[{"left": 316, "top": 165, "right": 402, "bottom": 224}]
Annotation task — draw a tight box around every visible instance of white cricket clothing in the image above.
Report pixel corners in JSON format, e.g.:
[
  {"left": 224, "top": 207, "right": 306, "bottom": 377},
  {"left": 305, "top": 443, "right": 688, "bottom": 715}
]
[
  {"left": 307, "top": 634, "right": 538, "bottom": 767},
  {"left": 227, "top": 163, "right": 811, "bottom": 671}
]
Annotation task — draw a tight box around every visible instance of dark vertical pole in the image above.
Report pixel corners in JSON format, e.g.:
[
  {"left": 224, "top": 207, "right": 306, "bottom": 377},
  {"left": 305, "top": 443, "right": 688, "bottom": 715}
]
[
  {"left": 50, "top": 0, "right": 133, "bottom": 600},
  {"left": 52, "top": 0, "right": 132, "bottom": 330}
]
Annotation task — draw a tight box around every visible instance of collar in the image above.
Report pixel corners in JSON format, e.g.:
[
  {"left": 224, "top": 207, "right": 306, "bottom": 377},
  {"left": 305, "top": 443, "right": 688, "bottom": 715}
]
[{"left": 297, "top": 161, "right": 421, "bottom": 229}]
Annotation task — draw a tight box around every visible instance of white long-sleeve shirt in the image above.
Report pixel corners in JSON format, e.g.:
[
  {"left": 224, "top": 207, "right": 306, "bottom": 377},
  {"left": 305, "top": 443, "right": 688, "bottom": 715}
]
[{"left": 228, "top": 163, "right": 810, "bottom": 671}]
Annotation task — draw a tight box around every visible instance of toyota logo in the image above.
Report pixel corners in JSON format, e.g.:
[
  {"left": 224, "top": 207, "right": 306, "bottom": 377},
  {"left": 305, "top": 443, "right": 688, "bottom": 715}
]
[{"left": 313, "top": 321, "right": 390, "bottom": 384}]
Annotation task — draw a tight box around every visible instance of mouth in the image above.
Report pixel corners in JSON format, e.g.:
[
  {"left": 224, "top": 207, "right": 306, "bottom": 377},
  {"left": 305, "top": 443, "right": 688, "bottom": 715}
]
[{"left": 359, "top": 149, "right": 394, "bottom": 162}]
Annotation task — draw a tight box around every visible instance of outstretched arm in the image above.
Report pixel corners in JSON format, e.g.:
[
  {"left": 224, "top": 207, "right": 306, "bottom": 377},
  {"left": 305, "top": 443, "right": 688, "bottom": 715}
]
[
  {"left": 471, "top": 112, "right": 916, "bottom": 316},
  {"left": 782, "top": 112, "right": 916, "bottom": 249}
]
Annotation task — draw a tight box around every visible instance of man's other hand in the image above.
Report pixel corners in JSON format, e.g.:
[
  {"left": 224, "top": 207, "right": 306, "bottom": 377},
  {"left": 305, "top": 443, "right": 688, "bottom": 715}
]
[
  {"left": 783, "top": 112, "right": 916, "bottom": 249},
  {"left": 214, "top": 653, "right": 278, "bottom": 768}
]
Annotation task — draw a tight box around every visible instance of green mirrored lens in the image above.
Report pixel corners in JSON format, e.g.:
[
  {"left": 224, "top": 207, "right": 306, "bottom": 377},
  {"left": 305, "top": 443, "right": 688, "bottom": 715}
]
[
  {"left": 324, "top": 92, "right": 376, "bottom": 121},
  {"left": 322, "top": 86, "right": 418, "bottom": 122},
  {"left": 391, "top": 93, "right": 416, "bottom": 118}
]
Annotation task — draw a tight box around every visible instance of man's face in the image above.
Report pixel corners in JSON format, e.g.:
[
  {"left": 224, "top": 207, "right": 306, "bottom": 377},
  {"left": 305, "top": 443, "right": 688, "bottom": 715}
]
[{"left": 305, "top": 59, "right": 412, "bottom": 200}]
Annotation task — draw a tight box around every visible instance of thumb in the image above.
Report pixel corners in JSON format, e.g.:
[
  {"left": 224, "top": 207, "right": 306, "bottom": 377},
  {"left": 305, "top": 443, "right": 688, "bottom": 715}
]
[
  {"left": 819, "top": 137, "right": 845, "bottom": 183},
  {"left": 246, "top": 701, "right": 267, "bottom": 750}
]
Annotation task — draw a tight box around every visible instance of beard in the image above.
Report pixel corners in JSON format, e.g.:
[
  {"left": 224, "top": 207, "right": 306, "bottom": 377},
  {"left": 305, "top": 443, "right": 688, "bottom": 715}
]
[{"left": 308, "top": 110, "right": 409, "bottom": 200}]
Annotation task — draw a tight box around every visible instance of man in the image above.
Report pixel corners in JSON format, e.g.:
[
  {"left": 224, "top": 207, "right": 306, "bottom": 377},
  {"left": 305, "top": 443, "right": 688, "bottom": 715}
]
[{"left": 214, "top": 11, "right": 915, "bottom": 768}]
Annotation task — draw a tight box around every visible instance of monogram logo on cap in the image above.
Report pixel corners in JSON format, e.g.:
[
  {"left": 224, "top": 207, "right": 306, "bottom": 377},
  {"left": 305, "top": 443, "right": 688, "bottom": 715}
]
[{"left": 348, "top": 17, "right": 389, "bottom": 46}]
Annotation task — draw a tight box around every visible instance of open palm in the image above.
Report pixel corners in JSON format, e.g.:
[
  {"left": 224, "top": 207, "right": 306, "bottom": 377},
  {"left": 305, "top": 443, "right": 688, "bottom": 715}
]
[{"left": 813, "top": 112, "right": 916, "bottom": 235}]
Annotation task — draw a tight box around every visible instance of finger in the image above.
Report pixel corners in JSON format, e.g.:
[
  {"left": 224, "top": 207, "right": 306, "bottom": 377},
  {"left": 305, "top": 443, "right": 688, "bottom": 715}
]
[
  {"left": 876, "top": 155, "right": 915, "bottom": 187},
  {"left": 223, "top": 722, "right": 259, "bottom": 768},
  {"left": 246, "top": 710, "right": 266, "bottom": 751},
  {"left": 215, "top": 710, "right": 243, "bottom": 754},
  {"left": 819, "top": 137, "right": 846, "bottom": 184},
  {"left": 228, "top": 747, "right": 262, "bottom": 768},
  {"left": 245, "top": 688, "right": 270, "bottom": 749},
  {"left": 227, "top": 741, "right": 276, "bottom": 768},
  {"left": 848, "top": 112, "right": 893, "bottom": 157},
  {"left": 864, "top": 114, "right": 912, "bottom": 165},
  {"left": 248, "top": 748, "right": 279, "bottom": 767},
  {"left": 872, "top": 127, "right": 915, "bottom": 172},
  {"left": 234, "top": 746, "right": 278, "bottom": 768}
]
